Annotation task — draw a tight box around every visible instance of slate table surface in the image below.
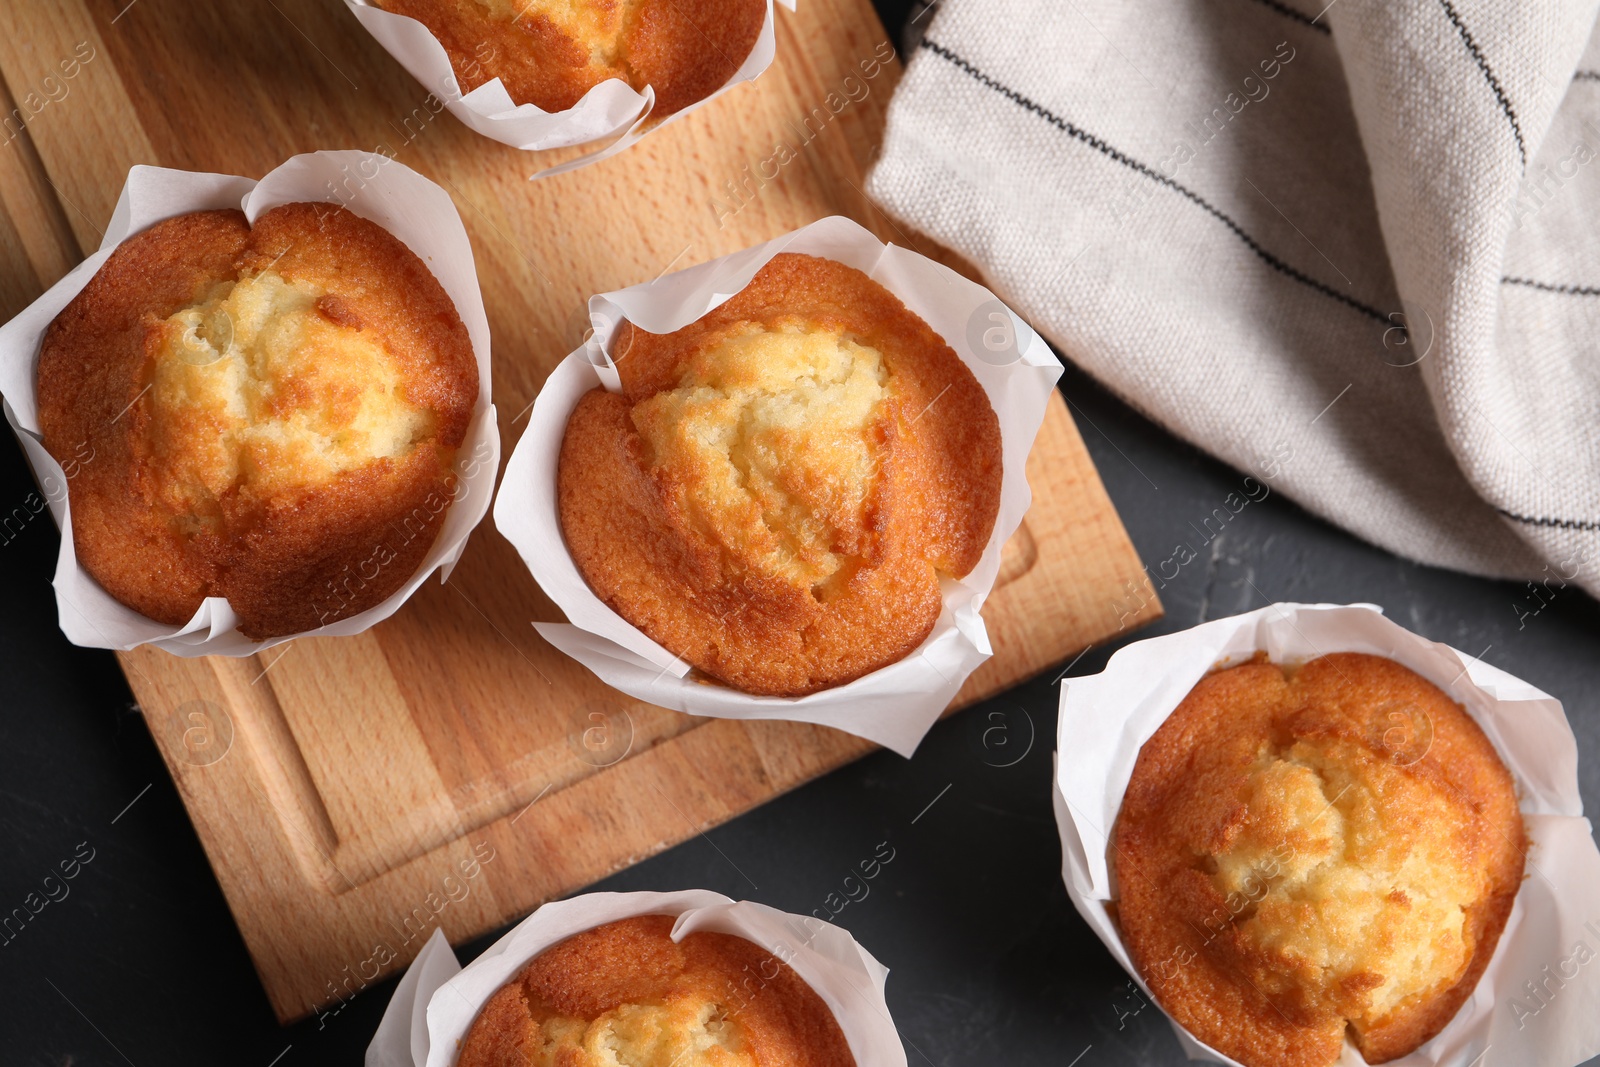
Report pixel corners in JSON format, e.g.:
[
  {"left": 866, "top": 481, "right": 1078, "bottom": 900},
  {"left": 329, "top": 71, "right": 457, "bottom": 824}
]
[{"left": 3, "top": 2, "right": 1598, "bottom": 1064}]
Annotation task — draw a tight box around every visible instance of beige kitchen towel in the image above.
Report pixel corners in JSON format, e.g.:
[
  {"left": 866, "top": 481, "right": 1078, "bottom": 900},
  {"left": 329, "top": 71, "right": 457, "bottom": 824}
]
[{"left": 870, "top": 0, "right": 1600, "bottom": 602}]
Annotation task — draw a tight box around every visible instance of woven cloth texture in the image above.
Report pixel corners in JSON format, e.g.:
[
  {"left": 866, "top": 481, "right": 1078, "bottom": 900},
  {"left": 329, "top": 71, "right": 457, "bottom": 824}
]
[{"left": 869, "top": 0, "right": 1600, "bottom": 601}]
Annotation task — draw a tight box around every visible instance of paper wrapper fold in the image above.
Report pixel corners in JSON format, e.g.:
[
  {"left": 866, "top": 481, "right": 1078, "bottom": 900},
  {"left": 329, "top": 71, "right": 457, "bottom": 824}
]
[
  {"left": 345, "top": 0, "right": 797, "bottom": 176},
  {"left": 364, "top": 890, "right": 907, "bottom": 1067},
  {"left": 492, "top": 215, "right": 1063, "bottom": 756},
  {"left": 0, "top": 151, "right": 499, "bottom": 657},
  {"left": 1053, "top": 602, "right": 1600, "bottom": 1067}
]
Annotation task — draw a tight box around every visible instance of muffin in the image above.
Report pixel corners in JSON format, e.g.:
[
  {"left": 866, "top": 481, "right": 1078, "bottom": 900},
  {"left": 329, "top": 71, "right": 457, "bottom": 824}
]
[
  {"left": 36, "top": 203, "right": 478, "bottom": 640},
  {"left": 457, "top": 914, "right": 856, "bottom": 1067},
  {"left": 556, "top": 252, "right": 1002, "bottom": 696},
  {"left": 372, "top": 0, "right": 768, "bottom": 117},
  {"left": 1112, "top": 653, "right": 1525, "bottom": 1067}
]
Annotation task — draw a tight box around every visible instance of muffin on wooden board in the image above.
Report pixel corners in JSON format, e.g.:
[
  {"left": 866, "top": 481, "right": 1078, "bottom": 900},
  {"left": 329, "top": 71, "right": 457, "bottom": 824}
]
[
  {"left": 372, "top": 0, "right": 767, "bottom": 116},
  {"left": 36, "top": 203, "right": 478, "bottom": 640},
  {"left": 556, "top": 252, "right": 1002, "bottom": 697},
  {"left": 457, "top": 914, "right": 856, "bottom": 1067},
  {"left": 1112, "top": 652, "right": 1525, "bottom": 1067}
]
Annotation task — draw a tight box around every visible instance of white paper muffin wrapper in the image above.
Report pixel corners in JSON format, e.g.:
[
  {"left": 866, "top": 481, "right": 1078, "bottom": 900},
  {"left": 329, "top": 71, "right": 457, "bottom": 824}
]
[
  {"left": 0, "top": 151, "right": 499, "bottom": 658},
  {"left": 1053, "top": 602, "right": 1600, "bottom": 1067},
  {"left": 364, "top": 890, "right": 907, "bottom": 1067},
  {"left": 492, "top": 215, "right": 1063, "bottom": 757},
  {"left": 346, "top": 0, "right": 796, "bottom": 176}
]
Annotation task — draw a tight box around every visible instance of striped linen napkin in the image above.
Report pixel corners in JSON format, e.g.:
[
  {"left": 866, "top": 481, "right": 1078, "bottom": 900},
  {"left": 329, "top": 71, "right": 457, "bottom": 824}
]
[{"left": 869, "top": 0, "right": 1600, "bottom": 604}]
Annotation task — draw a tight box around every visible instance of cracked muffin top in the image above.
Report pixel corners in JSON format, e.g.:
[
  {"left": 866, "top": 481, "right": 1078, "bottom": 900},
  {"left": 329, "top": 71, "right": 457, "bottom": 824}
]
[
  {"left": 373, "top": 0, "right": 767, "bottom": 117},
  {"left": 456, "top": 915, "right": 856, "bottom": 1067},
  {"left": 1112, "top": 652, "right": 1524, "bottom": 1067},
  {"left": 555, "top": 253, "right": 1001, "bottom": 696},
  {"left": 36, "top": 204, "right": 478, "bottom": 639}
]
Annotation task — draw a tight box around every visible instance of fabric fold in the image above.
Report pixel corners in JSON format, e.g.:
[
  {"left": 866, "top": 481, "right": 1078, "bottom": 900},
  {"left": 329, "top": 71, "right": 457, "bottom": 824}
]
[{"left": 870, "top": 0, "right": 1600, "bottom": 597}]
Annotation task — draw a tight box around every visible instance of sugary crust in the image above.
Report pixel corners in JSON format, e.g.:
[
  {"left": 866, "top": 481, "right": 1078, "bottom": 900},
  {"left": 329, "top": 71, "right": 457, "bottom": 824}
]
[
  {"left": 36, "top": 204, "right": 478, "bottom": 640},
  {"left": 556, "top": 253, "right": 1002, "bottom": 696},
  {"left": 456, "top": 915, "right": 856, "bottom": 1067},
  {"left": 373, "top": 0, "right": 767, "bottom": 117},
  {"left": 1112, "top": 653, "right": 1525, "bottom": 1067}
]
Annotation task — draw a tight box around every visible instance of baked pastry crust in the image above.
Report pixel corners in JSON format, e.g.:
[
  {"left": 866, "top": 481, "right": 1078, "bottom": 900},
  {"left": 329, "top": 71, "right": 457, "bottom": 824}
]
[
  {"left": 457, "top": 914, "right": 856, "bottom": 1067},
  {"left": 373, "top": 0, "right": 767, "bottom": 117},
  {"left": 556, "top": 252, "right": 1002, "bottom": 696},
  {"left": 36, "top": 204, "right": 478, "bottom": 639},
  {"left": 1113, "top": 653, "right": 1525, "bottom": 1067}
]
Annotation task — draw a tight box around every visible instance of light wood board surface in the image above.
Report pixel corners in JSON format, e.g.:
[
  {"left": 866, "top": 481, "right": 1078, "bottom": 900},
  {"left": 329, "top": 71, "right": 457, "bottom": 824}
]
[{"left": 0, "top": 0, "right": 1161, "bottom": 1022}]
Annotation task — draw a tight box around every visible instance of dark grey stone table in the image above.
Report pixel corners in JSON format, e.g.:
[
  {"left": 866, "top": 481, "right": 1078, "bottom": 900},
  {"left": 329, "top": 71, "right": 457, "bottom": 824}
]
[{"left": 2, "top": 5, "right": 1596, "bottom": 1064}]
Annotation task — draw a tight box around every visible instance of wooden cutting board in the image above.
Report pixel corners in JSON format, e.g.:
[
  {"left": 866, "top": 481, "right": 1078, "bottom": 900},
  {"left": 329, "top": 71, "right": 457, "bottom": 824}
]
[{"left": 0, "top": 0, "right": 1160, "bottom": 1023}]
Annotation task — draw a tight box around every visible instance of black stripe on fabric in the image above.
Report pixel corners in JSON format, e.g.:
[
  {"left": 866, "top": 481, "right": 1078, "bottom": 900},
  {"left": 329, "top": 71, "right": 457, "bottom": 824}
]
[
  {"left": 1495, "top": 281, "right": 1600, "bottom": 534},
  {"left": 1573, "top": 70, "right": 1600, "bottom": 81},
  {"left": 1503, "top": 275, "right": 1600, "bottom": 296},
  {"left": 1244, "top": 0, "right": 1332, "bottom": 35},
  {"left": 917, "top": 38, "right": 1393, "bottom": 326},
  {"left": 1437, "top": 0, "right": 1527, "bottom": 165},
  {"left": 1499, "top": 507, "right": 1600, "bottom": 532}
]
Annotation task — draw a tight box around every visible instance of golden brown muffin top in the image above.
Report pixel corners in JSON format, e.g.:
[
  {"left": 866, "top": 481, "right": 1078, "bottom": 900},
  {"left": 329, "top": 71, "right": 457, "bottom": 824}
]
[
  {"left": 36, "top": 204, "right": 478, "bottom": 639},
  {"left": 456, "top": 915, "right": 856, "bottom": 1067},
  {"left": 150, "top": 269, "right": 436, "bottom": 507},
  {"left": 1112, "top": 653, "right": 1525, "bottom": 1067},
  {"left": 628, "top": 321, "right": 891, "bottom": 593},
  {"left": 374, "top": 0, "right": 767, "bottom": 116},
  {"left": 556, "top": 253, "right": 1002, "bottom": 695}
]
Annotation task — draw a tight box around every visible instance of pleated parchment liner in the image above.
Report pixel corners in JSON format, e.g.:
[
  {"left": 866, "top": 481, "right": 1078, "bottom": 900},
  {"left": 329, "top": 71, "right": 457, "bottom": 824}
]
[
  {"left": 0, "top": 151, "right": 498, "bottom": 657},
  {"left": 1054, "top": 602, "right": 1600, "bottom": 1067},
  {"left": 346, "top": 0, "right": 797, "bottom": 176},
  {"left": 493, "top": 216, "right": 1064, "bottom": 756},
  {"left": 365, "top": 889, "right": 908, "bottom": 1067}
]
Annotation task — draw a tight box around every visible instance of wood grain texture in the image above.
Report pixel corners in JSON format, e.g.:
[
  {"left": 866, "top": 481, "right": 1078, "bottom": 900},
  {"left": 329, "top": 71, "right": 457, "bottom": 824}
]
[{"left": 0, "top": 0, "right": 1161, "bottom": 1022}]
